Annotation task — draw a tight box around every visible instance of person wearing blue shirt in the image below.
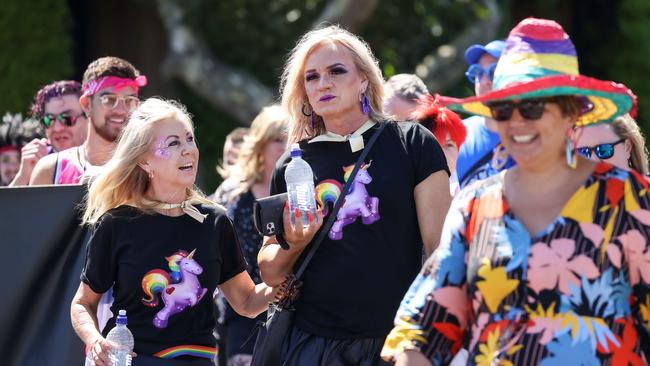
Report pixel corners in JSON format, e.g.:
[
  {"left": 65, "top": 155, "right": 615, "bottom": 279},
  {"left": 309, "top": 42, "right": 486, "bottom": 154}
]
[{"left": 455, "top": 40, "right": 515, "bottom": 188}]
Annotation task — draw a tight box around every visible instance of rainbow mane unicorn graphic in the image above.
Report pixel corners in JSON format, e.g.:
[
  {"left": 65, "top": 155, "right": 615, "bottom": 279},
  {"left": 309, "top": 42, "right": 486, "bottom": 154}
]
[
  {"left": 141, "top": 249, "right": 208, "bottom": 328},
  {"left": 316, "top": 162, "right": 380, "bottom": 240}
]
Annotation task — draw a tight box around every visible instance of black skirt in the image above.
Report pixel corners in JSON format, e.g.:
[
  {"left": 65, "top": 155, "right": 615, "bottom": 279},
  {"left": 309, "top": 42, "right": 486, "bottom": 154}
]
[{"left": 281, "top": 327, "right": 391, "bottom": 366}]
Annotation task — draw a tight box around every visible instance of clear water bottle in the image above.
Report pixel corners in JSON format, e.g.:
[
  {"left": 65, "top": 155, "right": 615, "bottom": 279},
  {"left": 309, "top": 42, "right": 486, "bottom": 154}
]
[
  {"left": 105, "top": 310, "right": 134, "bottom": 366},
  {"left": 285, "top": 143, "right": 318, "bottom": 228}
]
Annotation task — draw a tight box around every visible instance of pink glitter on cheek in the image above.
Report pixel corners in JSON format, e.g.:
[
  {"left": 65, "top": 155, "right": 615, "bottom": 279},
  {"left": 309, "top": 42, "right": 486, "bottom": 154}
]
[{"left": 154, "top": 138, "right": 171, "bottom": 158}]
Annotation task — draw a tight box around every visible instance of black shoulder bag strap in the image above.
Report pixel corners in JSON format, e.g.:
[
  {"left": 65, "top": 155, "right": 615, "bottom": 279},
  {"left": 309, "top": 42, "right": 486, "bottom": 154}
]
[{"left": 293, "top": 121, "right": 386, "bottom": 281}]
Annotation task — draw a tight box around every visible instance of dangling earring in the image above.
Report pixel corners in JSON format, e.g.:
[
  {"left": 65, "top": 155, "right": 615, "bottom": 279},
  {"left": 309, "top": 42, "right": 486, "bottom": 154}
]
[
  {"left": 566, "top": 129, "right": 578, "bottom": 169},
  {"left": 148, "top": 170, "right": 154, "bottom": 180},
  {"left": 492, "top": 143, "right": 509, "bottom": 171},
  {"left": 301, "top": 103, "right": 315, "bottom": 130},
  {"left": 360, "top": 93, "right": 370, "bottom": 115}
]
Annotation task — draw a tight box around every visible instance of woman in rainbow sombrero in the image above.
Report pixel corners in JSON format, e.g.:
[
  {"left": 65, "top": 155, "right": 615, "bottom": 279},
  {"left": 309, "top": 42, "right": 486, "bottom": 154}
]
[{"left": 381, "top": 18, "right": 650, "bottom": 365}]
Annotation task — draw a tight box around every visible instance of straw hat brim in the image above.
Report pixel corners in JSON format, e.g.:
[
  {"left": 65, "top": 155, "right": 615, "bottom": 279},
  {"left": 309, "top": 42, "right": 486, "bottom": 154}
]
[{"left": 438, "top": 75, "right": 635, "bottom": 126}]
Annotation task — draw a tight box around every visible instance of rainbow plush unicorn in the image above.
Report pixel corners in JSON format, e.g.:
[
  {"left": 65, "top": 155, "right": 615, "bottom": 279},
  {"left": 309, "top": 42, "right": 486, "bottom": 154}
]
[
  {"left": 316, "top": 162, "right": 380, "bottom": 240},
  {"left": 141, "top": 249, "right": 208, "bottom": 328}
]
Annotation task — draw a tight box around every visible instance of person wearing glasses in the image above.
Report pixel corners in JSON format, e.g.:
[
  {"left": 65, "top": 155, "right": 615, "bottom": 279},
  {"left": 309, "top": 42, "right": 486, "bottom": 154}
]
[
  {"left": 9, "top": 80, "right": 87, "bottom": 186},
  {"left": 454, "top": 39, "right": 516, "bottom": 190},
  {"left": 577, "top": 113, "right": 649, "bottom": 175},
  {"left": 382, "top": 18, "right": 647, "bottom": 366},
  {"left": 30, "top": 57, "right": 146, "bottom": 185}
]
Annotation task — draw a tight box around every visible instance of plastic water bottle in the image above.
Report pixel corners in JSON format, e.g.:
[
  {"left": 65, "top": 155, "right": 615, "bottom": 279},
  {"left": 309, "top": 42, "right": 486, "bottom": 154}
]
[
  {"left": 285, "top": 143, "right": 318, "bottom": 228},
  {"left": 105, "top": 310, "right": 134, "bottom": 366}
]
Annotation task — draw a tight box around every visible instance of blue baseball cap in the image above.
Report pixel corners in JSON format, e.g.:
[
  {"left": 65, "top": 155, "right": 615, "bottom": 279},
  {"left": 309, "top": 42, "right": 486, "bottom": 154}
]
[{"left": 464, "top": 40, "right": 506, "bottom": 64}]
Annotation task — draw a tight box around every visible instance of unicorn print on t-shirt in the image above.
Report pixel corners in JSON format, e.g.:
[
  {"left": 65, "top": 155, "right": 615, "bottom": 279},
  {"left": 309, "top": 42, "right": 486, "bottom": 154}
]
[
  {"left": 141, "top": 249, "right": 208, "bottom": 328},
  {"left": 316, "top": 161, "right": 380, "bottom": 240}
]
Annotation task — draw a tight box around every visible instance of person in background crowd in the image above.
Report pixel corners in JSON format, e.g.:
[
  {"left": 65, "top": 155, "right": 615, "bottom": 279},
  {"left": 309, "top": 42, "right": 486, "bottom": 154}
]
[
  {"left": 415, "top": 96, "right": 467, "bottom": 194},
  {"left": 455, "top": 39, "right": 514, "bottom": 189},
  {"left": 219, "top": 105, "right": 288, "bottom": 366},
  {"left": 30, "top": 57, "right": 146, "bottom": 185},
  {"left": 212, "top": 126, "right": 249, "bottom": 204},
  {"left": 71, "top": 98, "right": 276, "bottom": 366},
  {"left": 10, "top": 80, "right": 86, "bottom": 186},
  {"left": 258, "top": 25, "right": 451, "bottom": 365},
  {"left": 382, "top": 18, "right": 646, "bottom": 366},
  {"left": 0, "top": 113, "right": 43, "bottom": 186},
  {"left": 577, "top": 113, "right": 649, "bottom": 175},
  {"left": 218, "top": 127, "right": 249, "bottom": 179},
  {"left": 383, "top": 74, "right": 429, "bottom": 121}
]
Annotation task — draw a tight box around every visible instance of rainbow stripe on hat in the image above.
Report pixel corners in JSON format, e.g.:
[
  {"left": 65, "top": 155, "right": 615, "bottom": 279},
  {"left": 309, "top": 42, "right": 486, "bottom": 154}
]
[
  {"left": 153, "top": 345, "right": 217, "bottom": 359},
  {"left": 439, "top": 18, "right": 636, "bottom": 126}
]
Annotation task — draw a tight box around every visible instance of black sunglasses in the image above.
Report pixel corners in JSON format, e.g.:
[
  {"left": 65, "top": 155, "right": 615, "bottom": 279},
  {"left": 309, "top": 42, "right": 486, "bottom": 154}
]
[
  {"left": 576, "top": 139, "right": 625, "bottom": 160},
  {"left": 41, "top": 112, "right": 85, "bottom": 128},
  {"left": 487, "top": 99, "right": 548, "bottom": 122}
]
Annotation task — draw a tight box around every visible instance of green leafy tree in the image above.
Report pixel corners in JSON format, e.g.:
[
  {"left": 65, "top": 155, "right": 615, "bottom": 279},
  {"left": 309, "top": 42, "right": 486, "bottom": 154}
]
[{"left": 0, "top": 0, "right": 73, "bottom": 114}]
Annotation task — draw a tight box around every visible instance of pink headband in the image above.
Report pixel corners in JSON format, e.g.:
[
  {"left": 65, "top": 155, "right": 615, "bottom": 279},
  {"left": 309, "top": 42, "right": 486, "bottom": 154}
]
[{"left": 82, "top": 75, "right": 147, "bottom": 96}]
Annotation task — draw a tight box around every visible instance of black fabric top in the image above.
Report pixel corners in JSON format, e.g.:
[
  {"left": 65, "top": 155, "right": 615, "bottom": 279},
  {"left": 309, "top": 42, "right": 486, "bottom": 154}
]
[
  {"left": 81, "top": 204, "right": 246, "bottom": 357},
  {"left": 270, "top": 121, "right": 449, "bottom": 339}
]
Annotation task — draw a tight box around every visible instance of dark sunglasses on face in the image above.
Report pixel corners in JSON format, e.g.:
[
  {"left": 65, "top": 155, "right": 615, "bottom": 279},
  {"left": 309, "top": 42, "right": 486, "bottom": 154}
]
[
  {"left": 41, "top": 112, "right": 85, "bottom": 128},
  {"left": 487, "top": 98, "right": 548, "bottom": 122},
  {"left": 465, "top": 63, "right": 497, "bottom": 84},
  {"left": 98, "top": 94, "right": 140, "bottom": 111},
  {"left": 576, "top": 139, "right": 625, "bottom": 160}
]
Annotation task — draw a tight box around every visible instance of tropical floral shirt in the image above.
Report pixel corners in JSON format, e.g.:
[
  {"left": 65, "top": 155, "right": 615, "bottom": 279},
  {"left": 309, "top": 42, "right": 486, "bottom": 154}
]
[{"left": 381, "top": 163, "right": 650, "bottom": 365}]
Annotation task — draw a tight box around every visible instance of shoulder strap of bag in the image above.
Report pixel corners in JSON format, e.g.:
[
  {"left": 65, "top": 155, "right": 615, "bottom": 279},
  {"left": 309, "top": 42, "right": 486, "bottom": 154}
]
[{"left": 293, "top": 121, "right": 386, "bottom": 280}]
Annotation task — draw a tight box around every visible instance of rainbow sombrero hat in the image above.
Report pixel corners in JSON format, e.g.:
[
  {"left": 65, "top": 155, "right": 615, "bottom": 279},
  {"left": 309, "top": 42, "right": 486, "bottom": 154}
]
[{"left": 438, "top": 18, "right": 636, "bottom": 126}]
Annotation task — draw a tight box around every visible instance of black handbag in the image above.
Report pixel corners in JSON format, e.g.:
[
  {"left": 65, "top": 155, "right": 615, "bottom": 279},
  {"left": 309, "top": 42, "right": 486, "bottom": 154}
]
[{"left": 250, "top": 122, "right": 386, "bottom": 366}]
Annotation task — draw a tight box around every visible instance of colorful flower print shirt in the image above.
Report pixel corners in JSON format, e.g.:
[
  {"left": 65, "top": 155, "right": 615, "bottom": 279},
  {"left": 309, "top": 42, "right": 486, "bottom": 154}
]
[{"left": 381, "top": 163, "right": 650, "bottom": 365}]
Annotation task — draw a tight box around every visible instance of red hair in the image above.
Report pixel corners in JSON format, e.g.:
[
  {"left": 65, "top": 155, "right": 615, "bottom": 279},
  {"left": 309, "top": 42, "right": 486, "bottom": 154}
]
[{"left": 415, "top": 95, "right": 467, "bottom": 148}]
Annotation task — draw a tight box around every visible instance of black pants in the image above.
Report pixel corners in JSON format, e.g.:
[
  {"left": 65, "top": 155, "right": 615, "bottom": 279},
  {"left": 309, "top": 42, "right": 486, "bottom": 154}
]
[{"left": 280, "top": 327, "right": 391, "bottom": 366}]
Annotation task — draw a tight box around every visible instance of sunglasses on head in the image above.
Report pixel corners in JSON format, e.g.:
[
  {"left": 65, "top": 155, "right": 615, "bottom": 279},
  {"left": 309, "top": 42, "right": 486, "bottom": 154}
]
[
  {"left": 41, "top": 112, "right": 85, "bottom": 128},
  {"left": 487, "top": 98, "right": 549, "bottom": 122},
  {"left": 576, "top": 139, "right": 625, "bottom": 160},
  {"left": 465, "top": 63, "right": 497, "bottom": 84},
  {"left": 98, "top": 94, "right": 140, "bottom": 111}
]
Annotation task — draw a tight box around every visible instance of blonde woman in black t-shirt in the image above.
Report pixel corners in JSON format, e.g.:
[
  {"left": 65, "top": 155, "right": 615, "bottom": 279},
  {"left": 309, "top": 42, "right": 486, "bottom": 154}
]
[
  {"left": 71, "top": 98, "right": 276, "bottom": 366},
  {"left": 257, "top": 25, "right": 451, "bottom": 365}
]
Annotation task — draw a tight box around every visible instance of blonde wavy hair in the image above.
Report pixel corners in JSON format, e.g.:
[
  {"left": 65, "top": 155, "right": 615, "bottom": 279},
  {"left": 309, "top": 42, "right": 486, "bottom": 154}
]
[
  {"left": 226, "top": 104, "right": 289, "bottom": 200},
  {"left": 280, "top": 25, "right": 385, "bottom": 144},
  {"left": 612, "top": 113, "right": 649, "bottom": 175},
  {"left": 83, "top": 97, "right": 212, "bottom": 224}
]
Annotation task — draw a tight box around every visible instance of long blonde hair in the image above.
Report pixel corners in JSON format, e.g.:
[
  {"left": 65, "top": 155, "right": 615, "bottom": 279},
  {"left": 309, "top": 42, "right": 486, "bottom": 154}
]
[
  {"left": 612, "top": 113, "right": 649, "bottom": 175},
  {"left": 83, "top": 97, "right": 212, "bottom": 224},
  {"left": 226, "top": 105, "right": 289, "bottom": 200},
  {"left": 280, "top": 25, "right": 385, "bottom": 144}
]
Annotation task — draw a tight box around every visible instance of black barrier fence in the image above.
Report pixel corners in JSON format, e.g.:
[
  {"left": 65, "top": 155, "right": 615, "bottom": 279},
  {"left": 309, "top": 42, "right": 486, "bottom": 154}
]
[{"left": 1, "top": 185, "right": 88, "bottom": 366}]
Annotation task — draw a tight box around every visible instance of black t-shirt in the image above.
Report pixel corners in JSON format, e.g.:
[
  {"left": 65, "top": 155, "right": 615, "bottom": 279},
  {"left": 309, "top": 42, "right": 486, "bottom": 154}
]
[
  {"left": 270, "top": 121, "right": 448, "bottom": 339},
  {"left": 81, "top": 204, "right": 246, "bottom": 357}
]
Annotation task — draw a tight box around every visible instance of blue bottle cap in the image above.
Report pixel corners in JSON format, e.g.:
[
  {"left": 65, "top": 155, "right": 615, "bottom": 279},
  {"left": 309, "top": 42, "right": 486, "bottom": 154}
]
[
  {"left": 116, "top": 309, "right": 128, "bottom": 325},
  {"left": 290, "top": 143, "right": 302, "bottom": 158}
]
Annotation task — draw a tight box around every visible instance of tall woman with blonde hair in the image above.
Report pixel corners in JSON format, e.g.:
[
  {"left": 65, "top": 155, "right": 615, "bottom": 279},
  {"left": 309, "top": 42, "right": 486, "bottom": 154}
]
[
  {"left": 257, "top": 25, "right": 451, "bottom": 365},
  {"left": 71, "top": 98, "right": 276, "bottom": 366},
  {"left": 219, "top": 104, "right": 288, "bottom": 365}
]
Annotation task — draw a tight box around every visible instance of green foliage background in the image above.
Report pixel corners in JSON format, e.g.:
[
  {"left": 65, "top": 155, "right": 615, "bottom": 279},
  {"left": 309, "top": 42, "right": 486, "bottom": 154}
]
[{"left": 0, "top": 0, "right": 73, "bottom": 115}]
